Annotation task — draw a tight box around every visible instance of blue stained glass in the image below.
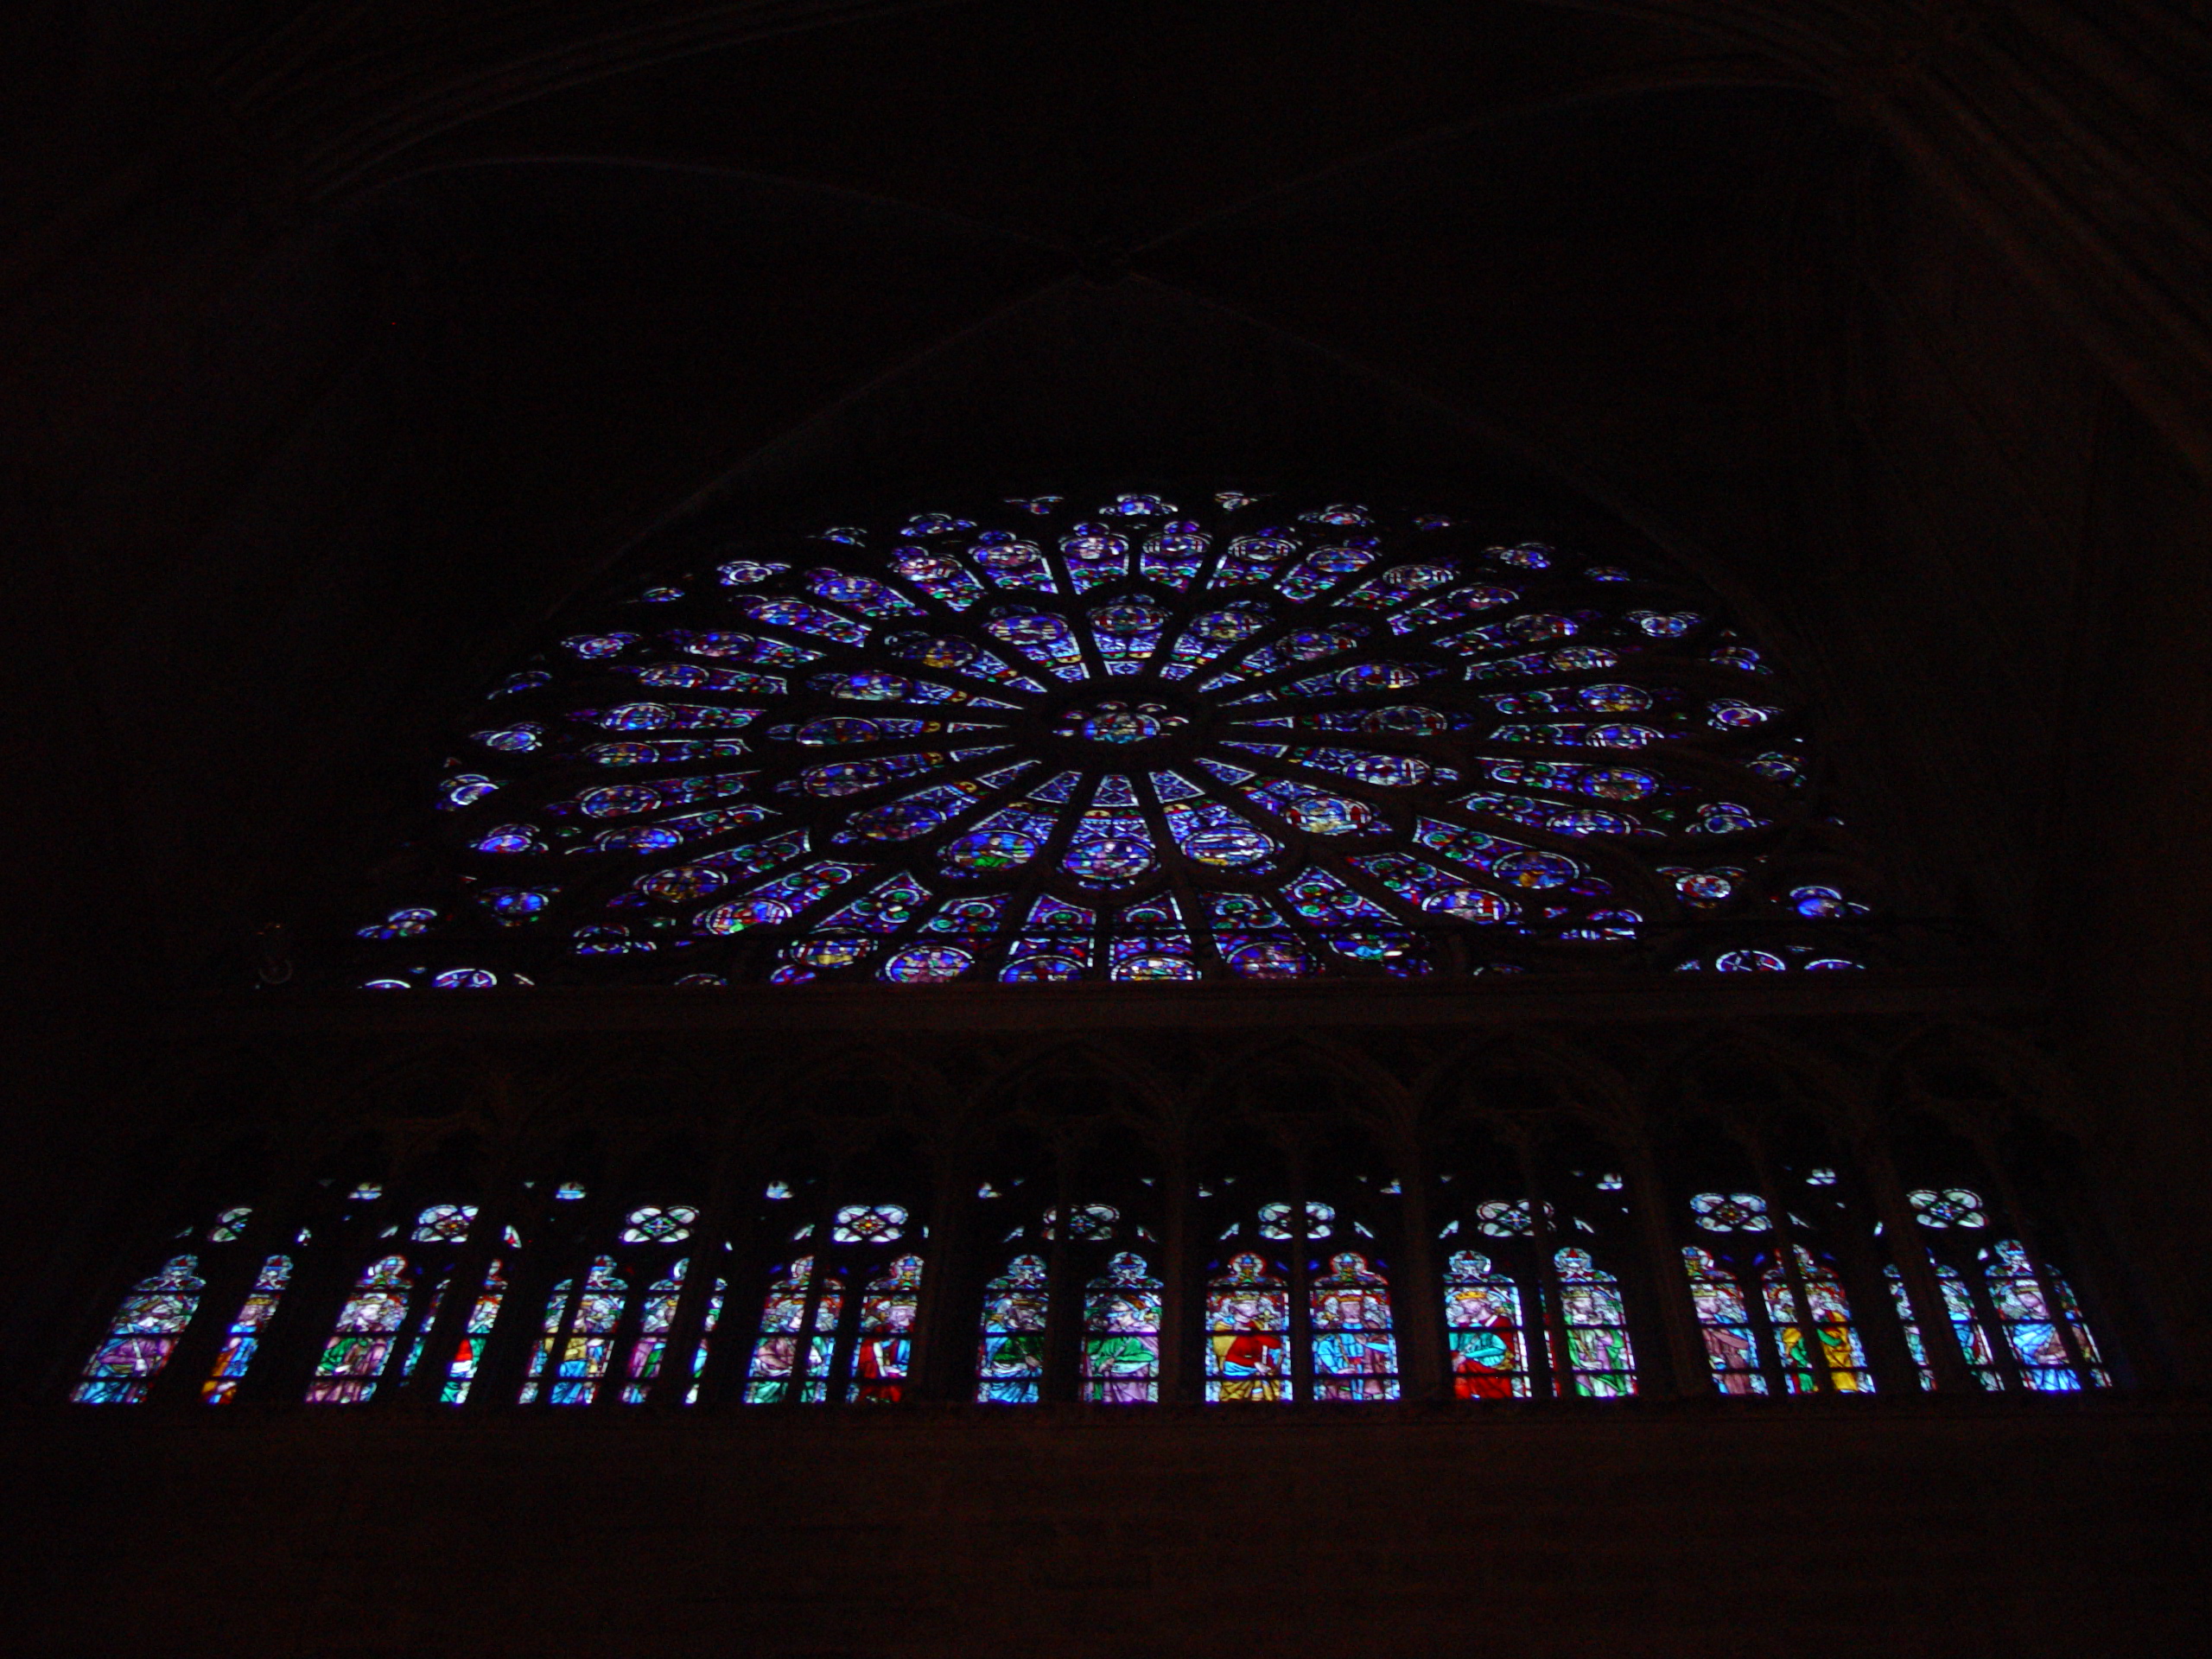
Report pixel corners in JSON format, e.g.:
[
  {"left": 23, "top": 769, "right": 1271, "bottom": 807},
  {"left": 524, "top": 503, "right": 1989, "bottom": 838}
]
[
  {"left": 1212, "top": 531, "right": 1304, "bottom": 588},
  {"left": 943, "top": 823, "right": 1044, "bottom": 873},
  {"left": 1239, "top": 778, "right": 1378, "bottom": 836},
  {"left": 1342, "top": 563, "right": 1457, "bottom": 610},
  {"left": 1435, "top": 612, "right": 1581, "bottom": 658},
  {"left": 1387, "top": 583, "right": 1520, "bottom": 634},
  {"left": 902, "top": 513, "right": 973, "bottom": 537},
  {"left": 1063, "top": 817, "right": 1158, "bottom": 888},
  {"left": 1465, "top": 645, "right": 1621, "bottom": 683},
  {"left": 1489, "top": 543, "right": 1554, "bottom": 569},
  {"left": 587, "top": 739, "right": 747, "bottom": 766},
  {"left": 665, "top": 630, "right": 820, "bottom": 667},
  {"left": 1162, "top": 604, "right": 1274, "bottom": 678},
  {"left": 1276, "top": 540, "right": 1377, "bottom": 601},
  {"left": 719, "top": 558, "right": 792, "bottom": 582},
  {"left": 697, "top": 861, "right": 864, "bottom": 933},
  {"left": 564, "top": 632, "right": 639, "bottom": 659},
  {"left": 795, "top": 753, "right": 946, "bottom": 798},
  {"left": 969, "top": 532, "right": 1057, "bottom": 592},
  {"left": 888, "top": 548, "right": 986, "bottom": 611},
  {"left": 805, "top": 569, "right": 922, "bottom": 618},
  {"left": 734, "top": 596, "right": 868, "bottom": 645},
  {"left": 1140, "top": 523, "right": 1210, "bottom": 589},
  {"left": 817, "top": 873, "right": 934, "bottom": 935},
  {"left": 977, "top": 1255, "right": 1049, "bottom": 1403},
  {"left": 1060, "top": 524, "right": 1132, "bottom": 591},
  {"left": 1164, "top": 800, "right": 1279, "bottom": 868},
  {"left": 626, "top": 661, "right": 785, "bottom": 696},
  {"left": 885, "top": 632, "right": 1047, "bottom": 692},
  {"left": 474, "top": 723, "right": 543, "bottom": 752},
  {"left": 1089, "top": 599, "right": 1170, "bottom": 672},
  {"left": 1151, "top": 770, "right": 1205, "bottom": 802},
  {"left": 882, "top": 944, "right": 972, "bottom": 982},
  {"left": 986, "top": 609, "right": 1088, "bottom": 679},
  {"left": 924, "top": 893, "right": 1010, "bottom": 935},
  {"left": 1351, "top": 853, "right": 1516, "bottom": 922}
]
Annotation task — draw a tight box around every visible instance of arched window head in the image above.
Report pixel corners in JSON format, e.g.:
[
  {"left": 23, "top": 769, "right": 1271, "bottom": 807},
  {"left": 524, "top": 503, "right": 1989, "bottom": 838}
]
[{"left": 338, "top": 492, "right": 1885, "bottom": 989}]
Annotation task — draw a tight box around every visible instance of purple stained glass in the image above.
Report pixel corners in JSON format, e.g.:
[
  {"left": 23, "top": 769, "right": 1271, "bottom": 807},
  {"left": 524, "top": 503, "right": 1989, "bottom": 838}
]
[{"left": 75, "top": 1255, "right": 204, "bottom": 1404}]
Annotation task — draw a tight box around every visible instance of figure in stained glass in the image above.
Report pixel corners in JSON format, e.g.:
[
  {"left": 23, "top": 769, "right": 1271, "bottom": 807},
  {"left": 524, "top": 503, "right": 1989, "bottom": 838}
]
[
  {"left": 976, "top": 1255, "right": 1049, "bottom": 1404},
  {"left": 1682, "top": 1246, "right": 1765, "bottom": 1395},
  {"left": 1083, "top": 1253, "right": 1163, "bottom": 1403},
  {"left": 1762, "top": 1246, "right": 1872, "bottom": 1393},
  {"left": 745, "top": 1256, "right": 839, "bottom": 1403},
  {"left": 1551, "top": 1248, "right": 1636, "bottom": 1397},
  {"left": 307, "top": 1255, "right": 413, "bottom": 1404},
  {"left": 74, "top": 1255, "right": 204, "bottom": 1404},
  {"left": 202, "top": 1255, "right": 292, "bottom": 1404},
  {"left": 1444, "top": 1251, "right": 1528, "bottom": 1398},
  {"left": 1983, "top": 1240, "right": 2107, "bottom": 1391},
  {"left": 1310, "top": 1253, "right": 1400, "bottom": 1401},
  {"left": 849, "top": 1255, "right": 925, "bottom": 1403},
  {"left": 1205, "top": 1252, "right": 1290, "bottom": 1402}
]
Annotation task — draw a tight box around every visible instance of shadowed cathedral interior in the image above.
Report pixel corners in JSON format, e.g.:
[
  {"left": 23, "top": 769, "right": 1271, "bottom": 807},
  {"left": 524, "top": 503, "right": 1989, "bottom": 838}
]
[{"left": 3, "top": 3, "right": 2209, "bottom": 1654}]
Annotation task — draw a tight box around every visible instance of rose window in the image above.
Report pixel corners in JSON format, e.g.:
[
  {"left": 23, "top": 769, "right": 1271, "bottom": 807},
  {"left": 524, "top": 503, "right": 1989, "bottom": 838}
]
[{"left": 339, "top": 490, "right": 1880, "bottom": 988}]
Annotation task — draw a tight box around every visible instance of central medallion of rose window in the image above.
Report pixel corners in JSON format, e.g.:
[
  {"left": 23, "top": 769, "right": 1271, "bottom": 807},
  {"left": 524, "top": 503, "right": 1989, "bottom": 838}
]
[{"left": 1056, "top": 699, "right": 1187, "bottom": 746}]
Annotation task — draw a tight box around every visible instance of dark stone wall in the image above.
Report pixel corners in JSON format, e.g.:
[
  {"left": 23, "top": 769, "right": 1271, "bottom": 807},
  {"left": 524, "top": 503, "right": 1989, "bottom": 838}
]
[{"left": 6, "top": 1402, "right": 2205, "bottom": 1657}]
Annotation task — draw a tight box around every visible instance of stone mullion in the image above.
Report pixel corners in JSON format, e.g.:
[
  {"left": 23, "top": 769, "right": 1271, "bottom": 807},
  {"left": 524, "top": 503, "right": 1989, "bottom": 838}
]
[
  {"left": 1286, "top": 1147, "right": 1314, "bottom": 1405},
  {"left": 1157, "top": 1147, "right": 1193, "bottom": 1404},
  {"left": 1388, "top": 1130, "right": 1444, "bottom": 1404},
  {"left": 903, "top": 1140, "right": 969, "bottom": 1404},
  {"left": 1854, "top": 1130, "right": 1978, "bottom": 1394},
  {"left": 1619, "top": 1137, "right": 1707, "bottom": 1400},
  {"left": 781, "top": 1174, "right": 843, "bottom": 1408},
  {"left": 264, "top": 1172, "right": 397, "bottom": 1408},
  {"left": 1040, "top": 1143, "right": 1078, "bottom": 1404},
  {"left": 693, "top": 1147, "right": 779, "bottom": 1408},
  {"left": 527, "top": 1181, "right": 625, "bottom": 1411},
  {"left": 1513, "top": 1135, "right": 1570, "bottom": 1400}
]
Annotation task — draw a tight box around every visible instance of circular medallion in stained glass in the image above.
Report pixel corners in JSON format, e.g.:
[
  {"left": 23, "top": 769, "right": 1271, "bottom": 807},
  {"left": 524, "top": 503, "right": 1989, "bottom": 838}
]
[
  {"left": 1064, "top": 837, "right": 1156, "bottom": 887},
  {"left": 883, "top": 944, "right": 972, "bottom": 982}
]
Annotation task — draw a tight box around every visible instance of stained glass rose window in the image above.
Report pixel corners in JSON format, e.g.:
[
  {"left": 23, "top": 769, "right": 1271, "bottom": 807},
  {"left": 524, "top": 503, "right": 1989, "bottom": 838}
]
[{"left": 339, "top": 491, "right": 1879, "bottom": 988}]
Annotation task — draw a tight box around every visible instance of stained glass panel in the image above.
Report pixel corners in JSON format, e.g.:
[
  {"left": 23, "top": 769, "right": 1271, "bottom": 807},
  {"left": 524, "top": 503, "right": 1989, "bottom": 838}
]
[
  {"left": 1885, "top": 1260, "right": 1998, "bottom": 1390},
  {"left": 744, "top": 1257, "right": 839, "bottom": 1404},
  {"left": 1444, "top": 1251, "right": 1529, "bottom": 1398},
  {"left": 1682, "top": 1246, "right": 1766, "bottom": 1395},
  {"left": 1205, "top": 1252, "right": 1290, "bottom": 1402},
  {"left": 1309, "top": 1252, "right": 1399, "bottom": 1401},
  {"left": 1983, "top": 1240, "right": 2108, "bottom": 1391},
  {"left": 1551, "top": 1248, "right": 1636, "bottom": 1397},
  {"left": 976, "top": 1254, "right": 1048, "bottom": 1403},
  {"left": 74, "top": 1255, "right": 203, "bottom": 1404},
  {"left": 849, "top": 1254, "right": 924, "bottom": 1403},
  {"left": 1084, "top": 1253, "right": 1163, "bottom": 1403},
  {"left": 1762, "top": 1246, "right": 1872, "bottom": 1393},
  {"left": 202, "top": 1255, "right": 292, "bottom": 1404},
  {"left": 341, "top": 493, "right": 1874, "bottom": 988},
  {"left": 307, "top": 1255, "right": 412, "bottom": 1404}
]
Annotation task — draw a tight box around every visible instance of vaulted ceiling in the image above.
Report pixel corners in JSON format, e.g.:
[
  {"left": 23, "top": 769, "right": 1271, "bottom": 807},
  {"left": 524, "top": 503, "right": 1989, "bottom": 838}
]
[{"left": 5, "top": 1, "right": 2207, "bottom": 995}]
